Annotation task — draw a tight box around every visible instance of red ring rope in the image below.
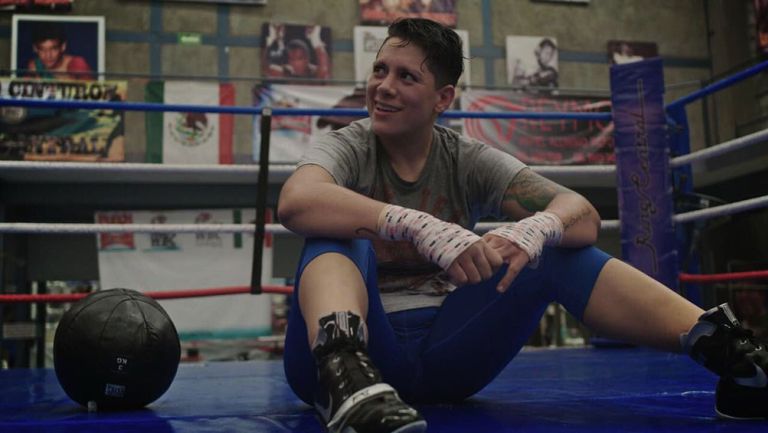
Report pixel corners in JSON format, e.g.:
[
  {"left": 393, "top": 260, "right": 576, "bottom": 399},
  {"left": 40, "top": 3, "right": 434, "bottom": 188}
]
[
  {"left": 678, "top": 270, "right": 768, "bottom": 283},
  {"left": 1, "top": 270, "right": 767, "bottom": 303},
  {"left": 0, "top": 285, "right": 294, "bottom": 304}
]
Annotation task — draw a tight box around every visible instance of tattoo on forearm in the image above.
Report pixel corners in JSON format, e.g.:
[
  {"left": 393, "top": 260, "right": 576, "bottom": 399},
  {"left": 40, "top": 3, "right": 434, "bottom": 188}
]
[
  {"left": 503, "top": 171, "right": 565, "bottom": 212},
  {"left": 562, "top": 205, "right": 592, "bottom": 231},
  {"left": 355, "top": 227, "right": 378, "bottom": 237}
]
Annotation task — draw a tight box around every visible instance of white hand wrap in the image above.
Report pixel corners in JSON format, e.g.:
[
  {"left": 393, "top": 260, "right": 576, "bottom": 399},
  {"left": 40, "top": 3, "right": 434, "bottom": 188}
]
[
  {"left": 378, "top": 204, "right": 481, "bottom": 271},
  {"left": 488, "top": 211, "right": 564, "bottom": 263}
]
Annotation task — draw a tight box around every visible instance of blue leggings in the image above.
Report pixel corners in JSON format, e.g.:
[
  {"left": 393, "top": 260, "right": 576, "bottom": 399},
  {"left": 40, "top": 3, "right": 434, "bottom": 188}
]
[{"left": 283, "top": 238, "right": 612, "bottom": 404}]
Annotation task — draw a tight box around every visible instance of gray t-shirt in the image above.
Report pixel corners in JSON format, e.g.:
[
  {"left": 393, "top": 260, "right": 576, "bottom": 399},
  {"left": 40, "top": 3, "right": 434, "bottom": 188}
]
[{"left": 298, "top": 118, "right": 527, "bottom": 312}]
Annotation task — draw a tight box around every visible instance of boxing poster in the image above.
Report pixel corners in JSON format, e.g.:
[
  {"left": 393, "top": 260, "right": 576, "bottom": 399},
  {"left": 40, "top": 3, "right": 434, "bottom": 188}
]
[
  {"left": 11, "top": 14, "right": 104, "bottom": 80},
  {"left": 261, "top": 22, "right": 332, "bottom": 81},
  {"left": 506, "top": 35, "right": 559, "bottom": 89},
  {"left": 96, "top": 208, "right": 274, "bottom": 340},
  {"left": 606, "top": 40, "right": 659, "bottom": 65},
  {"left": 756, "top": 0, "right": 768, "bottom": 55},
  {"left": 353, "top": 25, "right": 471, "bottom": 86},
  {"left": 0, "top": 78, "right": 126, "bottom": 161},
  {"left": 460, "top": 89, "right": 614, "bottom": 165},
  {"left": 252, "top": 84, "right": 366, "bottom": 163},
  {"left": 359, "top": 0, "right": 458, "bottom": 28}
]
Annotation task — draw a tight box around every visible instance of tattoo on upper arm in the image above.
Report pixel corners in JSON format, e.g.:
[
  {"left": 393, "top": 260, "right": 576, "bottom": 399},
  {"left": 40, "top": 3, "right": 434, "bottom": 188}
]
[{"left": 503, "top": 170, "right": 566, "bottom": 212}]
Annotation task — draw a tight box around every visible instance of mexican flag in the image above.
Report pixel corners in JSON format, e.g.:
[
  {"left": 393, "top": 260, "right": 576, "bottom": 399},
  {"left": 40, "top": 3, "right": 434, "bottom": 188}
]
[{"left": 145, "top": 81, "right": 234, "bottom": 164}]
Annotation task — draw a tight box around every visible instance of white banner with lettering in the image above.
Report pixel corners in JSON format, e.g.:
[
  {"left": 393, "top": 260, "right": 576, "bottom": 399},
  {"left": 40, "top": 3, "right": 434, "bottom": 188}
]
[{"left": 95, "top": 208, "right": 274, "bottom": 340}]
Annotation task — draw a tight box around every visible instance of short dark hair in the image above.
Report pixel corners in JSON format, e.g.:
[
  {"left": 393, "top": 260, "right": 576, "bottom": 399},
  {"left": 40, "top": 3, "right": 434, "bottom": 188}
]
[
  {"left": 31, "top": 23, "right": 67, "bottom": 45},
  {"left": 286, "top": 38, "right": 310, "bottom": 55},
  {"left": 383, "top": 18, "right": 463, "bottom": 88},
  {"left": 539, "top": 38, "right": 557, "bottom": 51}
]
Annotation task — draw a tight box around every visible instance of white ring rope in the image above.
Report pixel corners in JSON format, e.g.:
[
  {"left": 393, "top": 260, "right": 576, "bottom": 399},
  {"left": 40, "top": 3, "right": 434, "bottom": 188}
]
[
  {"left": 0, "top": 220, "right": 621, "bottom": 234},
  {"left": 0, "top": 126, "right": 764, "bottom": 235},
  {"left": 3, "top": 191, "right": 767, "bottom": 236},
  {"left": 0, "top": 160, "right": 615, "bottom": 182},
  {"left": 672, "top": 194, "right": 768, "bottom": 224},
  {"left": 0, "top": 223, "right": 292, "bottom": 235},
  {"left": 670, "top": 127, "right": 768, "bottom": 168},
  {"left": 0, "top": 160, "right": 296, "bottom": 177}
]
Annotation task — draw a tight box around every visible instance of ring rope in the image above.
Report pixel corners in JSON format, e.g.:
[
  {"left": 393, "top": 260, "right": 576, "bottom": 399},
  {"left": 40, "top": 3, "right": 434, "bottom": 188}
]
[
  {"left": 0, "top": 160, "right": 296, "bottom": 176},
  {"left": 0, "top": 220, "right": 621, "bottom": 234},
  {"left": 679, "top": 270, "right": 768, "bottom": 283},
  {"left": 671, "top": 194, "right": 768, "bottom": 224},
  {"left": 0, "top": 285, "right": 293, "bottom": 304},
  {"left": 0, "top": 223, "right": 293, "bottom": 234},
  {"left": 1, "top": 193, "right": 766, "bottom": 235},
  {"left": 0, "top": 98, "right": 613, "bottom": 121},
  {"left": 3, "top": 269, "right": 768, "bottom": 304},
  {"left": 5, "top": 189, "right": 766, "bottom": 236},
  {"left": 2, "top": 188, "right": 765, "bottom": 237},
  {"left": 0, "top": 160, "right": 617, "bottom": 182},
  {"left": 670, "top": 127, "right": 768, "bottom": 168}
]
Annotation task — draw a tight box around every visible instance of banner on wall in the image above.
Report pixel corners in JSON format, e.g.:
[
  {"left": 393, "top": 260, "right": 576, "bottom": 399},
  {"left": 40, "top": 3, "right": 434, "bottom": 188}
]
[
  {"left": 253, "top": 84, "right": 366, "bottom": 163},
  {"left": 96, "top": 208, "right": 274, "bottom": 340},
  {"left": 0, "top": 78, "right": 126, "bottom": 161},
  {"left": 145, "top": 81, "right": 234, "bottom": 164},
  {"left": 353, "top": 25, "right": 470, "bottom": 86},
  {"left": 0, "top": 0, "right": 73, "bottom": 11},
  {"left": 460, "top": 90, "right": 614, "bottom": 165},
  {"left": 359, "top": 0, "right": 458, "bottom": 27}
]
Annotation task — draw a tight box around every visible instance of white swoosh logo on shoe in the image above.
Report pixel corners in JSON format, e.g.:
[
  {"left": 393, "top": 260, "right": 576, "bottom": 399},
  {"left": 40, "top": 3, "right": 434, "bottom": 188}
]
[
  {"left": 734, "top": 362, "right": 768, "bottom": 388},
  {"left": 316, "top": 395, "right": 333, "bottom": 424}
]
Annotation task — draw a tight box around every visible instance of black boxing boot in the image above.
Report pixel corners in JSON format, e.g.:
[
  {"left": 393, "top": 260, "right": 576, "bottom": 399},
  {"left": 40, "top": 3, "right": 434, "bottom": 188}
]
[
  {"left": 681, "top": 303, "right": 768, "bottom": 419},
  {"left": 312, "top": 311, "right": 427, "bottom": 433}
]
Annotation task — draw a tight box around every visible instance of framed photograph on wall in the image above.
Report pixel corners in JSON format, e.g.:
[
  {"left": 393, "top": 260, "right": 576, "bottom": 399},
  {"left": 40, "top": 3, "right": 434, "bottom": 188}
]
[
  {"left": 755, "top": 0, "right": 768, "bottom": 55},
  {"left": 261, "top": 22, "right": 333, "bottom": 81},
  {"left": 606, "top": 40, "right": 659, "bottom": 65},
  {"left": 506, "top": 35, "right": 559, "bottom": 89},
  {"left": 11, "top": 14, "right": 105, "bottom": 80}
]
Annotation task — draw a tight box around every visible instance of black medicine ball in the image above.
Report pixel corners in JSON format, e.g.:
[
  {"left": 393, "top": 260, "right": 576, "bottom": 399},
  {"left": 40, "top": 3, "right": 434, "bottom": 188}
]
[{"left": 54, "top": 288, "right": 181, "bottom": 410}]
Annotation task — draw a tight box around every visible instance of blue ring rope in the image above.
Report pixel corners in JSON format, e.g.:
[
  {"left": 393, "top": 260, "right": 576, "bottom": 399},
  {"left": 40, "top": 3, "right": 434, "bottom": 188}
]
[
  {"left": 667, "top": 59, "right": 768, "bottom": 110},
  {"left": 0, "top": 97, "right": 613, "bottom": 121}
]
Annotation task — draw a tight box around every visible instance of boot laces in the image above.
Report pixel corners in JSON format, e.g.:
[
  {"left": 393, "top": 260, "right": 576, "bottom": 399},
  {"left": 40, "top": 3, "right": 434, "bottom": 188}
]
[{"left": 327, "top": 347, "right": 380, "bottom": 401}]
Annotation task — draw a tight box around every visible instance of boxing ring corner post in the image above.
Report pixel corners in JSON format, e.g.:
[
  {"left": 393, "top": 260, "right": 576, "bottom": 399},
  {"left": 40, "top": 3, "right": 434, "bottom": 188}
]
[{"left": 665, "top": 59, "right": 768, "bottom": 305}]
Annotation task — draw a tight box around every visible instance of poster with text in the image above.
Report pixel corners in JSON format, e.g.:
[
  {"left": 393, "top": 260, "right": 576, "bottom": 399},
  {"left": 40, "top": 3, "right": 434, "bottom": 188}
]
[
  {"left": 0, "top": 78, "right": 126, "bottom": 161},
  {"left": 96, "top": 208, "right": 275, "bottom": 340}
]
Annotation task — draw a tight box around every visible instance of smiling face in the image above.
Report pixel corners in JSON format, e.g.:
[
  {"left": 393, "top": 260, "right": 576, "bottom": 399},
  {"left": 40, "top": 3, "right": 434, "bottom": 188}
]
[{"left": 366, "top": 37, "right": 455, "bottom": 145}]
